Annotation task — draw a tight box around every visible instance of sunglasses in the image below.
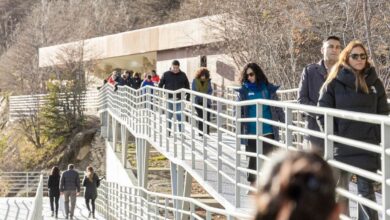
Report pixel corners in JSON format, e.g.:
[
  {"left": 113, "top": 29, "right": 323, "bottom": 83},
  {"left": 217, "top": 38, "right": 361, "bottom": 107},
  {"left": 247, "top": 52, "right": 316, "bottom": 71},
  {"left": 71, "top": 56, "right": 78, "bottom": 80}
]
[
  {"left": 349, "top": 53, "right": 367, "bottom": 60},
  {"left": 246, "top": 72, "right": 255, "bottom": 77}
]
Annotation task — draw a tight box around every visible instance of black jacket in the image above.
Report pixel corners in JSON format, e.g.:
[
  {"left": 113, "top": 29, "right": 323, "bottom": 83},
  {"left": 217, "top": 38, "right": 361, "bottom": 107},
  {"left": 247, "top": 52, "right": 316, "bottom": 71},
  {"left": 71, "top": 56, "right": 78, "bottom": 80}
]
[
  {"left": 158, "top": 70, "right": 190, "bottom": 99},
  {"left": 130, "top": 77, "right": 142, "bottom": 89},
  {"left": 82, "top": 173, "right": 100, "bottom": 199},
  {"left": 48, "top": 175, "right": 60, "bottom": 197},
  {"left": 318, "top": 67, "right": 389, "bottom": 171}
]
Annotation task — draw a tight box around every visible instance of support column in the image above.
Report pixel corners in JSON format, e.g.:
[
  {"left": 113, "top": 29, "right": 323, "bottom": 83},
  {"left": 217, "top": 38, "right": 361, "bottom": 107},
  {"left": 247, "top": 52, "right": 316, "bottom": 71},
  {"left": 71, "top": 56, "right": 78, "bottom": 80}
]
[
  {"left": 181, "top": 171, "right": 193, "bottom": 220},
  {"left": 170, "top": 162, "right": 184, "bottom": 220},
  {"left": 112, "top": 118, "right": 118, "bottom": 152},
  {"left": 107, "top": 114, "right": 112, "bottom": 141},
  {"left": 135, "top": 138, "right": 149, "bottom": 188},
  {"left": 121, "top": 124, "right": 129, "bottom": 168}
]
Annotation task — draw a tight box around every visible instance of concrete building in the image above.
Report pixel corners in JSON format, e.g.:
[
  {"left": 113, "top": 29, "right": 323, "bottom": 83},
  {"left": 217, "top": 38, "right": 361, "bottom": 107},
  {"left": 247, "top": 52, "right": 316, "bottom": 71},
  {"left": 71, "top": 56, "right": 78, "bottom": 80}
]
[{"left": 39, "top": 16, "right": 238, "bottom": 88}]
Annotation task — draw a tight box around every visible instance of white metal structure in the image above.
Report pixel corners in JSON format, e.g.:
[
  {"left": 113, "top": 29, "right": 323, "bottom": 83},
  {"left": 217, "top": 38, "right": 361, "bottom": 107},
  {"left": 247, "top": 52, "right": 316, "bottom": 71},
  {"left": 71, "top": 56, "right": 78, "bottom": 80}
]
[
  {"left": 8, "top": 89, "right": 99, "bottom": 121},
  {"left": 96, "top": 181, "right": 252, "bottom": 220},
  {"left": 98, "top": 83, "right": 390, "bottom": 219},
  {"left": 27, "top": 174, "right": 43, "bottom": 220}
]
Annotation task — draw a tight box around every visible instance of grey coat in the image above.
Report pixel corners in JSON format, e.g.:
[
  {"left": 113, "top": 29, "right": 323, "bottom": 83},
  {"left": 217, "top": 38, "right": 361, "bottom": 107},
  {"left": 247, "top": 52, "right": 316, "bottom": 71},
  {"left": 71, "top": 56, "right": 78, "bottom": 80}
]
[
  {"left": 60, "top": 169, "right": 80, "bottom": 192},
  {"left": 82, "top": 173, "right": 100, "bottom": 199},
  {"left": 298, "top": 60, "right": 327, "bottom": 134}
]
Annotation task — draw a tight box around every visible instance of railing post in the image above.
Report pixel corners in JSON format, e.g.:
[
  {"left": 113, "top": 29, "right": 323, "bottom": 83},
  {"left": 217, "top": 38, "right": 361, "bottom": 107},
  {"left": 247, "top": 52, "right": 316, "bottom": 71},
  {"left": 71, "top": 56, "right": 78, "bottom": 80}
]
[
  {"left": 256, "top": 103, "right": 263, "bottom": 180},
  {"left": 173, "top": 95, "right": 177, "bottom": 157},
  {"left": 121, "top": 125, "right": 128, "bottom": 168},
  {"left": 382, "top": 122, "right": 390, "bottom": 220},
  {"left": 217, "top": 101, "right": 222, "bottom": 193},
  {"left": 235, "top": 104, "right": 241, "bottom": 207},
  {"left": 26, "top": 172, "right": 29, "bottom": 197},
  {"left": 190, "top": 92, "right": 196, "bottom": 169},
  {"left": 324, "top": 113, "right": 334, "bottom": 161},
  {"left": 285, "top": 107, "right": 293, "bottom": 150},
  {"left": 181, "top": 90, "right": 186, "bottom": 160}
]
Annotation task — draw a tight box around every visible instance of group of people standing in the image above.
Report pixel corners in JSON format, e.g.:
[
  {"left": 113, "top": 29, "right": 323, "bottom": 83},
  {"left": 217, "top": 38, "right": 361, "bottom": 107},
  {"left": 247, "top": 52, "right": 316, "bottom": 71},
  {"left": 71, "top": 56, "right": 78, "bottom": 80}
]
[
  {"left": 107, "top": 69, "right": 160, "bottom": 90},
  {"left": 47, "top": 164, "right": 101, "bottom": 219}
]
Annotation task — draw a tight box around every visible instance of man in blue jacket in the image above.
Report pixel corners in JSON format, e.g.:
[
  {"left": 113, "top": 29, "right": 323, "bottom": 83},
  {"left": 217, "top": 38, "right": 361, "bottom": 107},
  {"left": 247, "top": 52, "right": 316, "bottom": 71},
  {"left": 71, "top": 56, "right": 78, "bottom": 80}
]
[{"left": 298, "top": 36, "right": 341, "bottom": 154}]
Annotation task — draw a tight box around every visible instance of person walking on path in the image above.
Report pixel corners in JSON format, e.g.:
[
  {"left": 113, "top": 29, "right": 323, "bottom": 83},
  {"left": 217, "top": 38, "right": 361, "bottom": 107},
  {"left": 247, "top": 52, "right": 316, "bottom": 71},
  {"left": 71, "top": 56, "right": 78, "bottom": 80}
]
[
  {"left": 298, "top": 36, "right": 341, "bottom": 154},
  {"left": 60, "top": 164, "right": 80, "bottom": 220},
  {"left": 82, "top": 166, "right": 100, "bottom": 219},
  {"left": 158, "top": 60, "right": 190, "bottom": 135},
  {"left": 237, "top": 62, "right": 285, "bottom": 189},
  {"left": 48, "top": 166, "right": 61, "bottom": 219},
  {"left": 191, "top": 67, "right": 213, "bottom": 136},
  {"left": 318, "top": 40, "right": 389, "bottom": 220}
]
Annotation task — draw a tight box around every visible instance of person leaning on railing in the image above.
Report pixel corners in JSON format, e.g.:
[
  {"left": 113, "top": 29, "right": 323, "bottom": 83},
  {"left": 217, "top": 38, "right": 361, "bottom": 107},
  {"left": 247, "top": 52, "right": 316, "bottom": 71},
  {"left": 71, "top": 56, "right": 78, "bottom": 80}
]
[
  {"left": 318, "top": 40, "right": 390, "bottom": 220},
  {"left": 236, "top": 62, "right": 285, "bottom": 189},
  {"left": 254, "top": 151, "right": 340, "bottom": 220}
]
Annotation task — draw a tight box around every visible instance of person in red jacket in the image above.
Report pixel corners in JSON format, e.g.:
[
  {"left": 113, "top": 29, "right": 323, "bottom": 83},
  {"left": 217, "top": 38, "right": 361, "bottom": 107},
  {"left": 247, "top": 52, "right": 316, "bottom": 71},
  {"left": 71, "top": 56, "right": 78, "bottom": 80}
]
[{"left": 151, "top": 70, "right": 160, "bottom": 84}]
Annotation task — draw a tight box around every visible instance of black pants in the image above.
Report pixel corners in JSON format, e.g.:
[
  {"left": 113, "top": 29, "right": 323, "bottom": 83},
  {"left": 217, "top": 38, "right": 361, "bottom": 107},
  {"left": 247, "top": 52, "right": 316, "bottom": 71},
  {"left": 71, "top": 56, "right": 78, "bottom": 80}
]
[
  {"left": 85, "top": 197, "right": 96, "bottom": 214},
  {"left": 246, "top": 134, "right": 275, "bottom": 183},
  {"left": 49, "top": 195, "right": 59, "bottom": 214},
  {"left": 195, "top": 102, "right": 211, "bottom": 135}
]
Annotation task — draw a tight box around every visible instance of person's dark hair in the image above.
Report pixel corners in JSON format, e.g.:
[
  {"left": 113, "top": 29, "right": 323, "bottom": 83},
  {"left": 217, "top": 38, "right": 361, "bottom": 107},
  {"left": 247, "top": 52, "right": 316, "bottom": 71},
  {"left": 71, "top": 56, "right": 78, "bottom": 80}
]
[
  {"left": 152, "top": 70, "right": 156, "bottom": 74},
  {"left": 68, "top": 164, "right": 74, "bottom": 170},
  {"left": 125, "top": 70, "right": 133, "bottom": 76},
  {"left": 194, "top": 67, "right": 210, "bottom": 79},
  {"left": 133, "top": 72, "right": 140, "bottom": 78},
  {"left": 323, "top": 35, "right": 341, "bottom": 44},
  {"left": 172, "top": 60, "right": 180, "bottom": 66},
  {"left": 255, "top": 151, "right": 336, "bottom": 220},
  {"left": 51, "top": 166, "right": 60, "bottom": 176},
  {"left": 240, "top": 63, "right": 269, "bottom": 85}
]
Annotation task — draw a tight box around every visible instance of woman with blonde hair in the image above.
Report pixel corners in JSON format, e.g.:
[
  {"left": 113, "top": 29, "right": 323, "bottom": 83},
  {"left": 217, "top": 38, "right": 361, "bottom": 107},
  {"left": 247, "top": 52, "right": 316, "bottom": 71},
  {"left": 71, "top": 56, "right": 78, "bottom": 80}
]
[
  {"left": 318, "top": 40, "right": 389, "bottom": 220},
  {"left": 82, "top": 166, "right": 101, "bottom": 219}
]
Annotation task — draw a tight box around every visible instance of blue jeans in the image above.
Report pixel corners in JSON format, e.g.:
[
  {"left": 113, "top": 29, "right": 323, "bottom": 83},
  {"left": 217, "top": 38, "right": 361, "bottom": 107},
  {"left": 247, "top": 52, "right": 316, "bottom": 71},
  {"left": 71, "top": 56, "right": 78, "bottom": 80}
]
[
  {"left": 357, "top": 176, "right": 378, "bottom": 220},
  {"left": 167, "top": 101, "right": 182, "bottom": 133}
]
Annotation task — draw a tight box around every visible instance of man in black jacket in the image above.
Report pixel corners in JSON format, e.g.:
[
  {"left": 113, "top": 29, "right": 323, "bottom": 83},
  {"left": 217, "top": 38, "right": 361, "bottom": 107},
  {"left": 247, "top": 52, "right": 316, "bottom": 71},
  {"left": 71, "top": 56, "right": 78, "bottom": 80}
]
[
  {"left": 159, "top": 60, "right": 190, "bottom": 135},
  {"left": 297, "top": 36, "right": 341, "bottom": 154}
]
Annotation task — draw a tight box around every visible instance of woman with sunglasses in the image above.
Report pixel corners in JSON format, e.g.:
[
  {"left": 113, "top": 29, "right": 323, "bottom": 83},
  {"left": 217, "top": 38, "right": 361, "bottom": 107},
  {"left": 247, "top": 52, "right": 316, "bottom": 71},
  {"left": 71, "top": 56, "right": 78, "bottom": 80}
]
[
  {"left": 237, "top": 63, "right": 285, "bottom": 190},
  {"left": 319, "top": 40, "right": 389, "bottom": 220}
]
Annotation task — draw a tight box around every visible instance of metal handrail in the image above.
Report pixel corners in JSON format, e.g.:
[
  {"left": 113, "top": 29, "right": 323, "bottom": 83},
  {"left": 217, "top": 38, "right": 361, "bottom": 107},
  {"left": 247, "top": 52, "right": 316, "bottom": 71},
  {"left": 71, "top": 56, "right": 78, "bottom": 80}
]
[
  {"left": 98, "top": 83, "right": 390, "bottom": 219},
  {"left": 96, "top": 180, "right": 252, "bottom": 220},
  {"left": 27, "top": 174, "right": 43, "bottom": 220},
  {"left": 8, "top": 90, "right": 99, "bottom": 121}
]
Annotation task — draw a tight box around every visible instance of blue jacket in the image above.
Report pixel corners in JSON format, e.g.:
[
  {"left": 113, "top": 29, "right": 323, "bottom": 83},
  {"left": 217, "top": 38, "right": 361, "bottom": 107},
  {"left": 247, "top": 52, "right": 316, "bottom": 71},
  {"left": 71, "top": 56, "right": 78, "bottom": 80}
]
[{"left": 237, "top": 82, "right": 285, "bottom": 143}]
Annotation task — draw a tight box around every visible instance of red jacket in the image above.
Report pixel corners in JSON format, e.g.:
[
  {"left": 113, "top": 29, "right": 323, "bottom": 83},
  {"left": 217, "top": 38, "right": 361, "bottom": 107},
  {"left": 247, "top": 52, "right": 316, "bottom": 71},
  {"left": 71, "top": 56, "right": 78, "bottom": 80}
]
[{"left": 151, "top": 75, "right": 160, "bottom": 83}]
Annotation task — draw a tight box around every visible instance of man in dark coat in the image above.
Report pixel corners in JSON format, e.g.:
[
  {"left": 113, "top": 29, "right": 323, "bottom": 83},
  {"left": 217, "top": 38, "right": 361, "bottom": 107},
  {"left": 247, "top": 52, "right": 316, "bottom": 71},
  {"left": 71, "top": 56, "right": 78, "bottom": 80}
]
[
  {"left": 298, "top": 36, "right": 341, "bottom": 154},
  {"left": 158, "top": 60, "right": 190, "bottom": 134},
  {"left": 60, "top": 164, "right": 80, "bottom": 220}
]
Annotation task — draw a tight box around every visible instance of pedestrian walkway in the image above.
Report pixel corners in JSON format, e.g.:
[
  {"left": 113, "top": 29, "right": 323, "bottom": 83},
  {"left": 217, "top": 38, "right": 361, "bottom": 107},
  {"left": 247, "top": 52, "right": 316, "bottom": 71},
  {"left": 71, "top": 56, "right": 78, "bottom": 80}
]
[{"left": 0, "top": 197, "right": 105, "bottom": 220}]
